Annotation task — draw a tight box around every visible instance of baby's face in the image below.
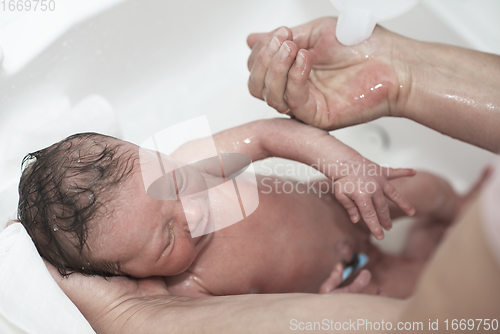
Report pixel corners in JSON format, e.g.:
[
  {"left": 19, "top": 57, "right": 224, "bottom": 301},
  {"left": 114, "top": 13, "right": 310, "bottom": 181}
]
[{"left": 86, "top": 142, "right": 212, "bottom": 278}]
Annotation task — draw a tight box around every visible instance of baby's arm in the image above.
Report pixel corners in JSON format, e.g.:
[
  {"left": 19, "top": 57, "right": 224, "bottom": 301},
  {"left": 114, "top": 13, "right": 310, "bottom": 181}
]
[
  {"left": 174, "top": 118, "right": 415, "bottom": 239},
  {"left": 217, "top": 118, "right": 415, "bottom": 239}
]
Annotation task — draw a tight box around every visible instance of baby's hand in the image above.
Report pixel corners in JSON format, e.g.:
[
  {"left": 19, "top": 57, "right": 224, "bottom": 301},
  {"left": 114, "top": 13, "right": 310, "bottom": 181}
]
[
  {"left": 319, "top": 264, "right": 371, "bottom": 294},
  {"left": 334, "top": 163, "right": 416, "bottom": 240}
]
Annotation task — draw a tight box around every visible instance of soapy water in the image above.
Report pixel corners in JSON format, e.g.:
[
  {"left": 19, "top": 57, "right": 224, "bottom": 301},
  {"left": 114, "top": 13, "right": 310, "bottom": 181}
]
[{"left": 330, "top": 0, "right": 420, "bottom": 46}]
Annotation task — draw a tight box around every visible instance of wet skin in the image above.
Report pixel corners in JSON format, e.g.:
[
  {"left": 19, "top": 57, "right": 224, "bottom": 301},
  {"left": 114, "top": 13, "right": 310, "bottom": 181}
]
[
  {"left": 83, "top": 117, "right": 471, "bottom": 299},
  {"left": 175, "top": 175, "right": 367, "bottom": 296},
  {"left": 164, "top": 174, "right": 436, "bottom": 298},
  {"left": 247, "top": 17, "right": 500, "bottom": 152},
  {"left": 87, "top": 152, "right": 457, "bottom": 298}
]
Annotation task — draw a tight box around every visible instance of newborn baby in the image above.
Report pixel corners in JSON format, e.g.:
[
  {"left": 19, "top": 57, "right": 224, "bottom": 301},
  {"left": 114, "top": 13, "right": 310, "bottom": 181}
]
[{"left": 17, "top": 119, "right": 469, "bottom": 298}]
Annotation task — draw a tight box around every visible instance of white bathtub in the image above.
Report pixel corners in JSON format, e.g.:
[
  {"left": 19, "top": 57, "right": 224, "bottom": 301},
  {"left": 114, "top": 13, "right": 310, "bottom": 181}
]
[
  {"left": 0, "top": 0, "right": 498, "bottom": 235},
  {"left": 0, "top": 0, "right": 498, "bottom": 332}
]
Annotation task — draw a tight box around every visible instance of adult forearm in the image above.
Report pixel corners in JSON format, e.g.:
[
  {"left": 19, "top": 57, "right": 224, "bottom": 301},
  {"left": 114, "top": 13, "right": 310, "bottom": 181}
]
[
  {"left": 106, "top": 293, "right": 404, "bottom": 334},
  {"left": 398, "top": 41, "right": 500, "bottom": 152},
  {"left": 397, "top": 198, "right": 500, "bottom": 329}
]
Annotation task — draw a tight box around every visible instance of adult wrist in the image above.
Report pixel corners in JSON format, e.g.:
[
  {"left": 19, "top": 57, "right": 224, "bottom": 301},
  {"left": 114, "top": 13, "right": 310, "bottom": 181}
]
[
  {"left": 385, "top": 33, "right": 424, "bottom": 119},
  {"left": 389, "top": 38, "right": 500, "bottom": 151}
]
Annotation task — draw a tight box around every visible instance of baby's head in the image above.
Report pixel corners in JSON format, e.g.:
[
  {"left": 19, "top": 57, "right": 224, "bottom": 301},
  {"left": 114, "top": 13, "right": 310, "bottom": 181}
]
[
  {"left": 17, "top": 133, "right": 209, "bottom": 278},
  {"left": 17, "top": 133, "right": 136, "bottom": 276}
]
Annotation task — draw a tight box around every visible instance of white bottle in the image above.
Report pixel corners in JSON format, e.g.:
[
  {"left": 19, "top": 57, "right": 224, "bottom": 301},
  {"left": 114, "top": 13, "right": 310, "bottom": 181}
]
[{"left": 330, "top": 0, "right": 420, "bottom": 46}]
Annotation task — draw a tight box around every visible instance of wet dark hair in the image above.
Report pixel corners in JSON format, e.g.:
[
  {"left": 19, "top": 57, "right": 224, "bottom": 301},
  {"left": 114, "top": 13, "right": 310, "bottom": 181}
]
[{"left": 17, "top": 132, "right": 137, "bottom": 277}]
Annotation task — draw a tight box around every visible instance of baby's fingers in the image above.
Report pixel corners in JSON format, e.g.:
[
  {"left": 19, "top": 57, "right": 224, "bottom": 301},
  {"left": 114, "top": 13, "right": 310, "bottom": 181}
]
[
  {"left": 385, "top": 167, "right": 417, "bottom": 180},
  {"left": 384, "top": 183, "right": 416, "bottom": 216},
  {"left": 319, "top": 264, "right": 344, "bottom": 294},
  {"left": 336, "top": 192, "right": 361, "bottom": 223},
  {"left": 355, "top": 196, "right": 384, "bottom": 240},
  {"left": 373, "top": 191, "right": 392, "bottom": 231},
  {"left": 332, "top": 269, "right": 371, "bottom": 294}
]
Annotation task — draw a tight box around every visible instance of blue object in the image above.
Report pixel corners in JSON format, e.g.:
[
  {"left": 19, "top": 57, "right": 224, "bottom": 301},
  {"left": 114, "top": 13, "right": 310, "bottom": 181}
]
[{"left": 342, "top": 253, "right": 369, "bottom": 282}]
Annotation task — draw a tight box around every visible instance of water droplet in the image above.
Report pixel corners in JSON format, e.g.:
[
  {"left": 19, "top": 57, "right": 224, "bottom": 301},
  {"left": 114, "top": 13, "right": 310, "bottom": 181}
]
[
  {"left": 53, "top": 226, "right": 59, "bottom": 232},
  {"left": 244, "top": 138, "right": 251, "bottom": 144},
  {"left": 81, "top": 267, "right": 85, "bottom": 270}
]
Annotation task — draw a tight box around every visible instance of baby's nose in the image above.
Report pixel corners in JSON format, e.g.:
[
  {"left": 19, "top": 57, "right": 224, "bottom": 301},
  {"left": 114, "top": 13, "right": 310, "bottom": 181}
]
[{"left": 182, "top": 198, "right": 202, "bottom": 227}]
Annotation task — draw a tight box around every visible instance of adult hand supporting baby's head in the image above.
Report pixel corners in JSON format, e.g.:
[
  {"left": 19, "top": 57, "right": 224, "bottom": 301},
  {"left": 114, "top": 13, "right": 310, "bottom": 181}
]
[
  {"left": 43, "top": 259, "right": 170, "bottom": 334},
  {"left": 247, "top": 17, "right": 412, "bottom": 130}
]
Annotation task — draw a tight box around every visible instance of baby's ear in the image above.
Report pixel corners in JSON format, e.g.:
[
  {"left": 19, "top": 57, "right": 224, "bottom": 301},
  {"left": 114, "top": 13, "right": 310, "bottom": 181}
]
[{"left": 6, "top": 220, "right": 20, "bottom": 227}]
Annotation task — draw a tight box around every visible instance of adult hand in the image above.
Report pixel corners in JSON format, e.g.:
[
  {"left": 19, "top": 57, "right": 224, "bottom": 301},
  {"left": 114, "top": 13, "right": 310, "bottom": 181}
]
[
  {"left": 247, "top": 17, "right": 411, "bottom": 130},
  {"left": 248, "top": 17, "right": 500, "bottom": 152},
  {"left": 44, "top": 259, "right": 170, "bottom": 333},
  {"left": 44, "top": 259, "right": 404, "bottom": 333}
]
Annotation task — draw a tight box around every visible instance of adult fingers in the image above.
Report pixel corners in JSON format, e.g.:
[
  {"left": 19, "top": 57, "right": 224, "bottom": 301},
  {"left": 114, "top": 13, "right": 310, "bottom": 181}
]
[
  {"left": 248, "top": 28, "right": 291, "bottom": 100},
  {"left": 289, "top": 17, "right": 335, "bottom": 51},
  {"left": 284, "top": 49, "right": 329, "bottom": 126},
  {"left": 263, "top": 40, "right": 299, "bottom": 112},
  {"left": 247, "top": 26, "right": 292, "bottom": 71},
  {"left": 247, "top": 33, "right": 266, "bottom": 49}
]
